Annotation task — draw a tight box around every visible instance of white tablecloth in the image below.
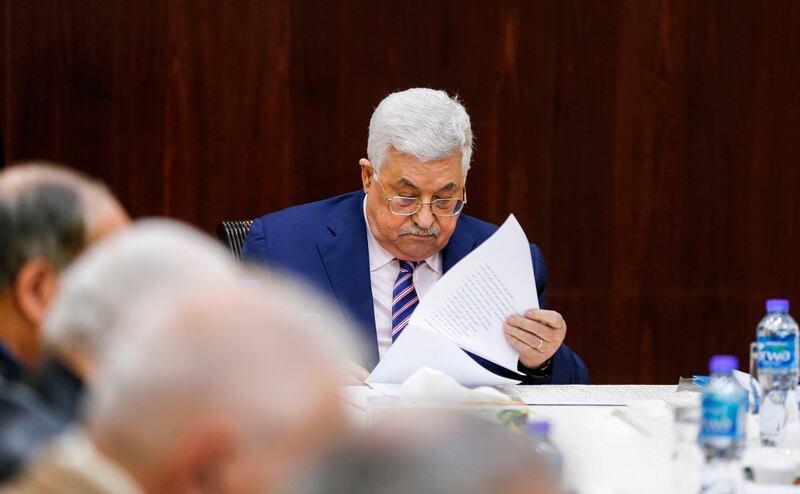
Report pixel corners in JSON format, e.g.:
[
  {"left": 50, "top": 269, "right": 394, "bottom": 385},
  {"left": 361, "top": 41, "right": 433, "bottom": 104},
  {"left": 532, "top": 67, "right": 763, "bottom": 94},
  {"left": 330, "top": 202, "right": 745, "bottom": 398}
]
[
  {"left": 342, "top": 384, "right": 800, "bottom": 494},
  {"left": 520, "top": 385, "right": 680, "bottom": 494}
]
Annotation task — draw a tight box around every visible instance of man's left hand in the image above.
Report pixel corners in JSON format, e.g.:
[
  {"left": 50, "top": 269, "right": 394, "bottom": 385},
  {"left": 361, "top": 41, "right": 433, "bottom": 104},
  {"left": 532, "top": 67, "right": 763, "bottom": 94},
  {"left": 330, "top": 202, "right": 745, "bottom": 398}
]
[{"left": 503, "top": 308, "right": 567, "bottom": 369}]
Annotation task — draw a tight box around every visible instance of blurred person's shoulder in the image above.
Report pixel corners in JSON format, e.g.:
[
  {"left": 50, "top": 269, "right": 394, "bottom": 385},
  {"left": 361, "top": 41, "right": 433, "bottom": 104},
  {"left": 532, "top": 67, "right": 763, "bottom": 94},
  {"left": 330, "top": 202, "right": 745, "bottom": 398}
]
[
  {"left": 0, "top": 343, "right": 23, "bottom": 383},
  {"left": 0, "top": 381, "right": 62, "bottom": 483},
  {"left": 0, "top": 431, "right": 142, "bottom": 494}
]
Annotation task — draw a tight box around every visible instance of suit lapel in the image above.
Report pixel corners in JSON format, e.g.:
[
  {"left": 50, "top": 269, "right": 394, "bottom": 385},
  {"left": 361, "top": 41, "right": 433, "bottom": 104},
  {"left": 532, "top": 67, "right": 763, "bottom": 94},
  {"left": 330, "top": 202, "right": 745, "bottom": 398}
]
[
  {"left": 316, "top": 200, "right": 480, "bottom": 366},
  {"left": 317, "top": 193, "right": 379, "bottom": 366},
  {"left": 442, "top": 220, "right": 478, "bottom": 273}
]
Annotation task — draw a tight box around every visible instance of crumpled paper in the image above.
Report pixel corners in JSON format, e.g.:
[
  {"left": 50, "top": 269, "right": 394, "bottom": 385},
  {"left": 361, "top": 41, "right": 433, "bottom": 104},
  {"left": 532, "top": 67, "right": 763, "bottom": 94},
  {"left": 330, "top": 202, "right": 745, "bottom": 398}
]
[{"left": 397, "top": 367, "right": 513, "bottom": 404}]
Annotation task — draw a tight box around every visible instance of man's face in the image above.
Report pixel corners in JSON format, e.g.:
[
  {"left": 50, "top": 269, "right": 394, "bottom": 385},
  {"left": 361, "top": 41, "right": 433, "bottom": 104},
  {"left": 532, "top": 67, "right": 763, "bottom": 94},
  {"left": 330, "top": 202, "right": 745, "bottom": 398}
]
[
  {"left": 361, "top": 149, "right": 465, "bottom": 262},
  {"left": 225, "top": 386, "right": 346, "bottom": 494}
]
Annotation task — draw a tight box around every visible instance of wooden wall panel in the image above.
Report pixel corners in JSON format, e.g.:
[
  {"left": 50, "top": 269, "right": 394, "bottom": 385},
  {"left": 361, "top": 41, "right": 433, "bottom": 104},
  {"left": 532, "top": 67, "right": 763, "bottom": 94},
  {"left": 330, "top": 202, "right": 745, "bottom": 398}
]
[
  {"left": 2, "top": 0, "right": 799, "bottom": 383},
  {"left": 1, "top": 0, "right": 5, "bottom": 167},
  {"left": 546, "top": 0, "right": 621, "bottom": 380}
]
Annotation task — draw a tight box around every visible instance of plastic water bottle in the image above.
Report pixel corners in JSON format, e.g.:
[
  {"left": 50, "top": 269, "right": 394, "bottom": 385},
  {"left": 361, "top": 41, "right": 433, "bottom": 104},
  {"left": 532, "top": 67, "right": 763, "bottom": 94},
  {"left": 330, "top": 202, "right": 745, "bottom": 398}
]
[
  {"left": 757, "top": 298, "right": 800, "bottom": 446},
  {"left": 526, "top": 420, "right": 563, "bottom": 479},
  {"left": 699, "top": 355, "right": 747, "bottom": 493}
]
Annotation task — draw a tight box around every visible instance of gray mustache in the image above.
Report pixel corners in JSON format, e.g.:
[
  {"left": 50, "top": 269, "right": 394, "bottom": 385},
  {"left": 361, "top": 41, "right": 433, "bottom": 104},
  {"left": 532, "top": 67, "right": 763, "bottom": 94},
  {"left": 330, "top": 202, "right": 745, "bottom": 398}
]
[{"left": 399, "top": 224, "right": 440, "bottom": 238}]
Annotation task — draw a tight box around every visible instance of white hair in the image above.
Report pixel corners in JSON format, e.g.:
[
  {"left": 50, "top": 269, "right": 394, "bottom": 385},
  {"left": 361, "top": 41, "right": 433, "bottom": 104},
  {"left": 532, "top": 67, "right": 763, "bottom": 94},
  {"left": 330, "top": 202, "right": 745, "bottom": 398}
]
[
  {"left": 86, "top": 275, "right": 358, "bottom": 472},
  {"left": 367, "top": 88, "right": 473, "bottom": 177},
  {"left": 290, "top": 413, "right": 553, "bottom": 494},
  {"left": 43, "top": 219, "right": 239, "bottom": 361}
]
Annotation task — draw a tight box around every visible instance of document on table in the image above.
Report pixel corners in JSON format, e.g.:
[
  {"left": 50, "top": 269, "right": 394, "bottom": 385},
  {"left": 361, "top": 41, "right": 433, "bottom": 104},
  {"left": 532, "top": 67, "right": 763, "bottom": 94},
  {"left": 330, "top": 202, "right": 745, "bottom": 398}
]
[
  {"left": 367, "top": 325, "right": 520, "bottom": 386},
  {"left": 498, "top": 384, "right": 679, "bottom": 405},
  {"left": 366, "top": 214, "right": 538, "bottom": 386},
  {"left": 411, "top": 214, "right": 538, "bottom": 370}
]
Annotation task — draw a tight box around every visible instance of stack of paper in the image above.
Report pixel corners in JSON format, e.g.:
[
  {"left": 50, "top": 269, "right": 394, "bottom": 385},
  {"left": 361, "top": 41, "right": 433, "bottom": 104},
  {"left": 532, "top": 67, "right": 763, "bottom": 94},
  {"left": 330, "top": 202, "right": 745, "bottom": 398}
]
[{"left": 367, "top": 215, "right": 538, "bottom": 387}]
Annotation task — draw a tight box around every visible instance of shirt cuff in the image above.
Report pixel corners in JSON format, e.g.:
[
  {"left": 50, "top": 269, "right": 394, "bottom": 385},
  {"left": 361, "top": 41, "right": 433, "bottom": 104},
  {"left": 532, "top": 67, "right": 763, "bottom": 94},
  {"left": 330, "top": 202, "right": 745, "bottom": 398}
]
[{"left": 517, "top": 358, "right": 553, "bottom": 384}]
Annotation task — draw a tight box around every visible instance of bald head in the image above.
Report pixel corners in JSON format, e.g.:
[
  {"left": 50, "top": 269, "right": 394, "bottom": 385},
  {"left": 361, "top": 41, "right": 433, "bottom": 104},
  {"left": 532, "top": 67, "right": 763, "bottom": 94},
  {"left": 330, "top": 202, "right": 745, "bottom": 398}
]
[
  {"left": 0, "top": 162, "right": 128, "bottom": 282},
  {"left": 0, "top": 161, "right": 129, "bottom": 367},
  {"left": 88, "top": 277, "right": 355, "bottom": 493}
]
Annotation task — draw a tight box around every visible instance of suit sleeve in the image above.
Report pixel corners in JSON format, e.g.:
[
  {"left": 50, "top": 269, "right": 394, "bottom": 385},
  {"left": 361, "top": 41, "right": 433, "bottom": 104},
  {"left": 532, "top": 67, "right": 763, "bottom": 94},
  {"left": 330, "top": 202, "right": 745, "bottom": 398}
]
[
  {"left": 242, "top": 218, "right": 268, "bottom": 264},
  {"left": 521, "top": 243, "right": 590, "bottom": 384},
  {"left": 531, "top": 244, "right": 548, "bottom": 309}
]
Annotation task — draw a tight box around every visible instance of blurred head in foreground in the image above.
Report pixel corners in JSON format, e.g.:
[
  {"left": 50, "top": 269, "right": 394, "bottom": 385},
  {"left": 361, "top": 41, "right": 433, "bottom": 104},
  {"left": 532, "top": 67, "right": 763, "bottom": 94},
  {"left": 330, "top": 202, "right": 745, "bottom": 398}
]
[
  {"left": 82, "top": 277, "right": 354, "bottom": 494},
  {"left": 0, "top": 220, "right": 241, "bottom": 482},
  {"left": 43, "top": 218, "right": 239, "bottom": 385},
  {"left": 288, "top": 412, "right": 563, "bottom": 494},
  {"left": 0, "top": 162, "right": 129, "bottom": 371}
]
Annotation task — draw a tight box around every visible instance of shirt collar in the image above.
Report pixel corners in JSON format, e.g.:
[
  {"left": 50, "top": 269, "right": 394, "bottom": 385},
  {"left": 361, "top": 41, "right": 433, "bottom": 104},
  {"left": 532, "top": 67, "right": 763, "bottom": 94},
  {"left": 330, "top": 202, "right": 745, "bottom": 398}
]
[{"left": 362, "top": 196, "right": 441, "bottom": 274}]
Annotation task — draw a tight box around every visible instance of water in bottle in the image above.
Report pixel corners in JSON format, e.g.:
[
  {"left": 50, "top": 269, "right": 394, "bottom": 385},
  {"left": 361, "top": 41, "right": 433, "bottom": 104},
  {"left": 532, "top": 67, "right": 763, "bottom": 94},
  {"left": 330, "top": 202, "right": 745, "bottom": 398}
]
[
  {"left": 526, "top": 420, "right": 563, "bottom": 479},
  {"left": 757, "top": 298, "right": 800, "bottom": 446},
  {"left": 699, "top": 355, "right": 747, "bottom": 493}
]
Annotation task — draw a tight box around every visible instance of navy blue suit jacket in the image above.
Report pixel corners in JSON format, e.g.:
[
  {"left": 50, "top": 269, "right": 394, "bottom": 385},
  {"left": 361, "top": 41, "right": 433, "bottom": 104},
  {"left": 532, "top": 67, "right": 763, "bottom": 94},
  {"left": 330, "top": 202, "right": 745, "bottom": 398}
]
[
  {"left": 0, "top": 356, "right": 85, "bottom": 482},
  {"left": 243, "top": 191, "right": 588, "bottom": 384}
]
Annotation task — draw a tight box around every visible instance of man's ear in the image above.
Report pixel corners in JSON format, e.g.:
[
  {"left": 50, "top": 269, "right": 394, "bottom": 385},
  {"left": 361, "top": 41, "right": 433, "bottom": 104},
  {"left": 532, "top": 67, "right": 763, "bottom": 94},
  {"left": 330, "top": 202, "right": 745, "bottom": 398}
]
[
  {"left": 14, "top": 259, "right": 59, "bottom": 327},
  {"left": 359, "top": 159, "right": 374, "bottom": 192}
]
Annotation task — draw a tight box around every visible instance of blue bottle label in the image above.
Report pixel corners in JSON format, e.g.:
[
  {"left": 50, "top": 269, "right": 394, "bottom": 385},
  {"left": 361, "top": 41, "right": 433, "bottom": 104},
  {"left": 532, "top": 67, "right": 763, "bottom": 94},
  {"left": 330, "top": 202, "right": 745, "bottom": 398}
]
[
  {"left": 701, "top": 396, "right": 742, "bottom": 439},
  {"left": 757, "top": 334, "right": 797, "bottom": 370}
]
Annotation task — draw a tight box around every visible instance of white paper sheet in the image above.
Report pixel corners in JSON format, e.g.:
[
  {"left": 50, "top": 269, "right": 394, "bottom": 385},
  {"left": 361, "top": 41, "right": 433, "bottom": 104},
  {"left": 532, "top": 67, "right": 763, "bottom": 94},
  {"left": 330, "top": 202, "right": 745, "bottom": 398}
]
[
  {"left": 339, "top": 385, "right": 383, "bottom": 426},
  {"left": 408, "top": 214, "right": 538, "bottom": 370},
  {"left": 340, "top": 385, "right": 385, "bottom": 411},
  {"left": 367, "top": 369, "right": 514, "bottom": 400},
  {"left": 500, "top": 384, "right": 678, "bottom": 405},
  {"left": 743, "top": 484, "right": 800, "bottom": 494},
  {"left": 366, "top": 383, "right": 405, "bottom": 396},
  {"left": 366, "top": 325, "right": 520, "bottom": 386}
]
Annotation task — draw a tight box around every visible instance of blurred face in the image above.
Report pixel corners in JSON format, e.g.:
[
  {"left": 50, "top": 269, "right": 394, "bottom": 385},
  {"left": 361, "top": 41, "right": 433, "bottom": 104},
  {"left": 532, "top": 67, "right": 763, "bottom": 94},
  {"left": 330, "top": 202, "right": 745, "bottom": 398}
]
[
  {"left": 227, "top": 387, "right": 347, "bottom": 494},
  {"left": 361, "top": 148, "right": 465, "bottom": 262},
  {"left": 133, "top": 386, "right": 346, "bottom": 494},
  {"left": 501, "top": 471, "right": 563, "bottom": 494}
]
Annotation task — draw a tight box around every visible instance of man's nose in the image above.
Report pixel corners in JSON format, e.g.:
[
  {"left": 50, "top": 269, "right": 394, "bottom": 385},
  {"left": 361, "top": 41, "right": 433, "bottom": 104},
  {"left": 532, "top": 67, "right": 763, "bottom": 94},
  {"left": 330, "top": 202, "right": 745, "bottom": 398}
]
[{"left": 413, "top": 204, "right": 436, "bottom": 229}]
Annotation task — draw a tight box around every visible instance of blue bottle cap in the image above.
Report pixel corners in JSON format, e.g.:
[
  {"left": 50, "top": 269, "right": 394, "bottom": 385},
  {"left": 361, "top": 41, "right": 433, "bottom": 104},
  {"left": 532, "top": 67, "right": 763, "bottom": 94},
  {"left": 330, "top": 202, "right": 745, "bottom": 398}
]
[
  {"left": 709, "top": 355, "right": 738, "bottom": 374},
  {"left": 766, "top": 299, "right": 790, "bottom": 313},
  {"left": 527, "top": 420, "right": 551, "bottom": 437}
]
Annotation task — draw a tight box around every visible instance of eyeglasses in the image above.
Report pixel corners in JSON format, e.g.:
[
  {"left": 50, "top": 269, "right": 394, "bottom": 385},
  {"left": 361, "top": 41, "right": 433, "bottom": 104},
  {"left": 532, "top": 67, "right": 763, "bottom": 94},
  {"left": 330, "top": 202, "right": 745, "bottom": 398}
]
[{"left": 372, "top": 171, "right": 467, "bottom": 217}]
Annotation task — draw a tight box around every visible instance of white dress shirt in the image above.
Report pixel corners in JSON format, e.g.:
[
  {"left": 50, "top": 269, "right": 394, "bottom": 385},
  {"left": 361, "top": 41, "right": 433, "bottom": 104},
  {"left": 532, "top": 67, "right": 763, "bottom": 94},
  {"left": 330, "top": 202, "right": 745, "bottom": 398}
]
[{"left": 363, "top": 197, "right": 442, "bottom": 359}]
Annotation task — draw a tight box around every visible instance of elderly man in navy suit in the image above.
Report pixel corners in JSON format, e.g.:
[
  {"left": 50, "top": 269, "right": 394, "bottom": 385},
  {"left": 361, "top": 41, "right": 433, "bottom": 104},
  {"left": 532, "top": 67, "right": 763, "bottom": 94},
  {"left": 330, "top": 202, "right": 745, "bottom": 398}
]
[{"left": 244, "top": 88, "right": 587, "bottom": 384}]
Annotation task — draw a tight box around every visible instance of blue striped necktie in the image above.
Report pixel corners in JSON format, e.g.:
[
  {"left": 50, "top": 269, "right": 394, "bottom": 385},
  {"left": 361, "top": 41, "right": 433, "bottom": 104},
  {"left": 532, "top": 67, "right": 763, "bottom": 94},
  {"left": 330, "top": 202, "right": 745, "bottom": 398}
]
[{"left": 391, "top": 260, "right": 419, "bottom": 341}]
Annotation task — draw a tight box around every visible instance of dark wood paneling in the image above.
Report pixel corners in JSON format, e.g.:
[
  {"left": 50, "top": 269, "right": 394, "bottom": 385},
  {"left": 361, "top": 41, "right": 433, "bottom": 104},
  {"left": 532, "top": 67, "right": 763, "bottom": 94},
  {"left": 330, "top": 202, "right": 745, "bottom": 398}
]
[
  {"left": 3, "top": 0, "right": 799, "bottom": 383},
  {"left": 1, "top": 0, "right": 6, "bottom": 166}
]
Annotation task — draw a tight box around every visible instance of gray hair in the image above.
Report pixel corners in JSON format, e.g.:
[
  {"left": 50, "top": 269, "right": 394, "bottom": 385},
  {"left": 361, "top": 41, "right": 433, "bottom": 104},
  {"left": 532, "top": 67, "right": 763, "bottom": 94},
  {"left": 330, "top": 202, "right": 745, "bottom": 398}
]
[
  {"left": 0, "top": 163, "right": 96, "bottom": 291},
  {"left": 43, "top": 219, "right": 239, "bottom": 361},
  {"left": 367, "top": 88, "right": 473, "bottom": 177},
  {"left": 86, "top": 275, "right": 358, "bottom": 473}
]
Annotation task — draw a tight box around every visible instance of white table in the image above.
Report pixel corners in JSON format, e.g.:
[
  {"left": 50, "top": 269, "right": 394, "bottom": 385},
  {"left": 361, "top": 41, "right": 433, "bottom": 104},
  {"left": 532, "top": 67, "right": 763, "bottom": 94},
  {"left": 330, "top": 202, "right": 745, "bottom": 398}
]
[
  {"left": 342, "top": 384, "right": 800, "bottom": 494},
  {"left": 517, "top": 385, "right": 682, "bottom": 494}
]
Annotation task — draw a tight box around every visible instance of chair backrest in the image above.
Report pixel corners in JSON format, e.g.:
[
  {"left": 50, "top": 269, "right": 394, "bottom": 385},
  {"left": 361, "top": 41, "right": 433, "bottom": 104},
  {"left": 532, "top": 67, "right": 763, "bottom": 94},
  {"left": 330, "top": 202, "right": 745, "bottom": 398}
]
[{"left": 216, "top": 220, "right": 254, "bottom": 261}]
